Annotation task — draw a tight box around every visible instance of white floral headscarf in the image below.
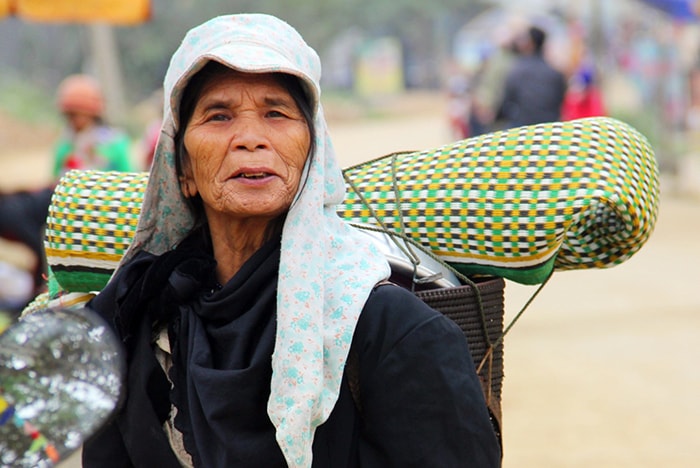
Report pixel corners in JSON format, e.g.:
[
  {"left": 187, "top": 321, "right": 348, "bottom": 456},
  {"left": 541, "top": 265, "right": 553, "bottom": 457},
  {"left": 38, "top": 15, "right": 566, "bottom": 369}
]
[{"left": 118, "top": 13, "right": 389, "bottom": 467}]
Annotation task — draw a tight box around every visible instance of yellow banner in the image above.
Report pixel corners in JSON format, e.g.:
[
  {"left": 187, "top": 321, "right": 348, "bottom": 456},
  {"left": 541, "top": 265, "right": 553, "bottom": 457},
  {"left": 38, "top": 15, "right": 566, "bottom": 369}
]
[
  {"left": 0, "top": 0, "right": 12, "bottom": 17},
  {"left": 9, "top": 0, "right": 150, "bottom": 25}
]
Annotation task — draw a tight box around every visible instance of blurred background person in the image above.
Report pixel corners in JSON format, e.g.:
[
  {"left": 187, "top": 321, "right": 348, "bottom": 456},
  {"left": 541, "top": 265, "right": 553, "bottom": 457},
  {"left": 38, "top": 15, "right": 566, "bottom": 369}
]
[
  {"left": 466, "top": 28, "right": 520, "bottom": 137},
  {"left": 0, "top": 73, "right": 135, "bottom": 313},
  {"left": 53, "top": 74, "right": 133, "bottom": 177},
  {"left": 495, "top": 25, "right": 567, "bottom": 129},
  {"left": 445, "top": 61, "right": 471, "bottom": 139},
  {"left": 141, "top": 117, "right": 161, "bottom": 169},
  {"left": 561, "top": 63, "right": 607, "bottom": 121},
  {"left": 136, "top": 88, "right": 164, "bottom": 170}
]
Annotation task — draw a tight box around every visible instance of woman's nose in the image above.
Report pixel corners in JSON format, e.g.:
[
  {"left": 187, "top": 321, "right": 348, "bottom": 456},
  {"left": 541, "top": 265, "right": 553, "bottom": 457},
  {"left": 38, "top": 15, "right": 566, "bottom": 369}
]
[{"left": 231, "top": 115, "right": 268, "bottom": 151}]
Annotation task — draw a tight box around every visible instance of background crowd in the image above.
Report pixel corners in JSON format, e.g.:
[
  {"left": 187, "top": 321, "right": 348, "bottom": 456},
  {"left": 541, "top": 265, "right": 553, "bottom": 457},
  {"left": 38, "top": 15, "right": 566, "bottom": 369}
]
[{"left": 447, "top": 24, "right": 591, "bottom": 139}]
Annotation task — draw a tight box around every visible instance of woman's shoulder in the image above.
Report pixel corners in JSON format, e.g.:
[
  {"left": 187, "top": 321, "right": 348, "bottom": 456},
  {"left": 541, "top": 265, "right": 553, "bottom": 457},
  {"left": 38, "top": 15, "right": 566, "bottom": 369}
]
[
  {"left": 353, "top": 282, "right": 465, "bottom": 359},
  {"left": 368, "top": 281, "right": 465, "bottom": 319},
  {"left": 362, "top": 282, "right": 440, "bottom": 322},
  {"left": 347, "top": 283, "right": 501, "bottom": 466},
  {"left": 88, "top": 250, "right": 158, "bottom": 312}
]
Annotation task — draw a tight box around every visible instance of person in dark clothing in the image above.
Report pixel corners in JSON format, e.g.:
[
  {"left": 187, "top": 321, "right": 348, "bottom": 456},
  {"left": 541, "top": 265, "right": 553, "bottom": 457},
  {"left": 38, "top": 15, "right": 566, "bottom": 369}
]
[
  {"left": 0, "top": 187, "right": 53, "bottom": 304},
  {"left": 81, "top": 13, "right": 501, "bottom": 468},
  {"left": 496, "top": 26, "right": 567, "bottom": 129}
]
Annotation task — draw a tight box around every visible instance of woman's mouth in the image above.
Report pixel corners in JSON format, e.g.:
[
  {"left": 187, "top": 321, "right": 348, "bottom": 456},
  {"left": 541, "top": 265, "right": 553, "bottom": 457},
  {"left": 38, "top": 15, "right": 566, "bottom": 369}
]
[{"left": 236, "top": 172, "right": 270, "bottom": 179}]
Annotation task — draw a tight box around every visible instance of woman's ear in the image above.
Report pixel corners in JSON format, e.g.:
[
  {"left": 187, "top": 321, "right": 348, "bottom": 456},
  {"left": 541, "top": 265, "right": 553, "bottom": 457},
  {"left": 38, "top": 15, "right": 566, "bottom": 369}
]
[
  {"left": 179, "top": 159, "right": 198, "bottom": 198},
  {"left": 179, "top": 175, "right": 197, "bottom": 198}
]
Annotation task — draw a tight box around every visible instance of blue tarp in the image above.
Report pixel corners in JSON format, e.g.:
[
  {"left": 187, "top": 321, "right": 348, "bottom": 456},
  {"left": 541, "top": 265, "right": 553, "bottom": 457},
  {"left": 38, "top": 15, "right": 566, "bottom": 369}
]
[{"left": 638, "top": 0, "right": 699, "bottom": 20}]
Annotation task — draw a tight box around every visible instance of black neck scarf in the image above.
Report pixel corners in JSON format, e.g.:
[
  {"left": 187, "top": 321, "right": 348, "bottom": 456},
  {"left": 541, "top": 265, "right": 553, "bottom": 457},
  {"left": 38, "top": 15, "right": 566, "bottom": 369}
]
[
  {"left": 83, "top": 229, "right": 286, "bottom": 467},
  {"left": 169, "top": 233, "right": 287, "bottom": 467}
]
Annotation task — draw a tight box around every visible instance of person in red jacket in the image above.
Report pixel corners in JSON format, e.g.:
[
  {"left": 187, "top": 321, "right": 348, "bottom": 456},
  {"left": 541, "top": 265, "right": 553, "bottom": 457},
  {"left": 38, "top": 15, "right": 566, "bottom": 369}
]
[{"left": 561, "top": 66, "right": 607, "bottom": 121}]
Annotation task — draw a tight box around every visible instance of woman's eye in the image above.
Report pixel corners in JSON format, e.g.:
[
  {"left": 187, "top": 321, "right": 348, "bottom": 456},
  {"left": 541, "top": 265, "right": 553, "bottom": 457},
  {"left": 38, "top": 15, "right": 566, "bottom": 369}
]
[
  {"left": 208, "top": 112, "right": 229, "bottom": 122},
  {"left": 267, "top": 110, "right": 286, "bottom": 118}
]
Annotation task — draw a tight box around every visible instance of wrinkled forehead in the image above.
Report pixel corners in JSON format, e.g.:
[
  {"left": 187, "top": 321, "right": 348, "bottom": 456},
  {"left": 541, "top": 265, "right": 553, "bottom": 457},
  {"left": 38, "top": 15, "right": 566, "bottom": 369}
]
[{"left": 164, "top": 14, "right": 321, "bottom": 130}]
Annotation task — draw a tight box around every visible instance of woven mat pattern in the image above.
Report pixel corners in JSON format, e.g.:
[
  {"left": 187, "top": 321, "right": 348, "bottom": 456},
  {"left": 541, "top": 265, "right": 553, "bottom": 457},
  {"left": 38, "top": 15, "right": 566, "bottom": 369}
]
[
  {"left": 340, "top": 117, "right": 659, "bottom": 284},
  {"left": 44, "top": 117, "right": 658, "bottom": 293},
  {"left": 45, "top": 170, "right": 148, "bottom": 293}
]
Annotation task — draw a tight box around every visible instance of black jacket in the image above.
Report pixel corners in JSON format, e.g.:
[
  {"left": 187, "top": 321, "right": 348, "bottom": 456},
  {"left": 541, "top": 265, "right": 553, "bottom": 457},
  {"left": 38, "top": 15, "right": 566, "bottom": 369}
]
[
  {"left": 497, "top": 53, "right": 567, "bottom": 129},
  {"left": 82, "top": 232, "right": 500, "bottom": 467}
]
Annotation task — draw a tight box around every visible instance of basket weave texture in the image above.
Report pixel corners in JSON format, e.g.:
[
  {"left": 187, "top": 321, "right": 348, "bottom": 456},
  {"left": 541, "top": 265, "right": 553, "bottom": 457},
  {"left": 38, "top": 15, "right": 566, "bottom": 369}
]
[{"left": 414, "top": 276, "right": 505, "bottom": 439}]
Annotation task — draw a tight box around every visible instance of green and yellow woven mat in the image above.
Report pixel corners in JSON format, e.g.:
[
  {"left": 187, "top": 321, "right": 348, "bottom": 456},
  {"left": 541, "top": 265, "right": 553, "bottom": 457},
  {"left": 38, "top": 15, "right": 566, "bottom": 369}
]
[
  {"left": 44, "top": 117, "right": 658, "bottom": 294},
  {"left": 45, "top": 170, "right": 148, "bottom": 294},
  {"left": 340, "top": 117, "right": 659, "bottom": 284}
]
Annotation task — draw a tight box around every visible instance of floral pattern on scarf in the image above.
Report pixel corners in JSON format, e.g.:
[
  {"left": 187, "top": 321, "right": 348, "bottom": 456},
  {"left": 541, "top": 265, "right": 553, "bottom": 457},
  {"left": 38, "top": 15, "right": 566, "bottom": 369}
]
[{"left": 116, "top": 14, "right": 389, "bottom": 467}]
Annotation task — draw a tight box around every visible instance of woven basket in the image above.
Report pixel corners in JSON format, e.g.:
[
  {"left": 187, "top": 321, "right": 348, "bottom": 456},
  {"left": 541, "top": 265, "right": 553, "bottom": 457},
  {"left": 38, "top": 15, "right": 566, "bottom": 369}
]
[{"left": 412, "top": 276, "right": 505, "bottom": 442}]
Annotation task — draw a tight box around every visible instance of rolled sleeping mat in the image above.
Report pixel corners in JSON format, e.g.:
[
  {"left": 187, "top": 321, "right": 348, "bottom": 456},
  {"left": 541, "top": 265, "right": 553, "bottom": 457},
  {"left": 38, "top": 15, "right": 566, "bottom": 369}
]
[
  {"left": 44, "top": 170, "right": 148, "bottom": 294},
  {"left": 43, "top": 117, "right": 659, "bottom": 294},
  {"left": 339, "top": 117, "right": 660, "bottom": 284}
]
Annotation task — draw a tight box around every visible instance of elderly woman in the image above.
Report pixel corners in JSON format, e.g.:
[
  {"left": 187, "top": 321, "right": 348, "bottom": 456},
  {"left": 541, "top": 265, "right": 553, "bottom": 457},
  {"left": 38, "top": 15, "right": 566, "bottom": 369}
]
[{"left": 82, "top": 14, "right": 500, "bottom": 468}]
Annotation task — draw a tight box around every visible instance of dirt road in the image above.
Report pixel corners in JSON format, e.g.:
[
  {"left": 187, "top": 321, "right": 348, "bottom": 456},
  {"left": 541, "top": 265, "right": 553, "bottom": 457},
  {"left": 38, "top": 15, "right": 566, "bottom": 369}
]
[
  {"left": 332, "top": 105, "right": 700, "bottom": 467},
  {"left": 3, "top": 94, "right": 699, "bottom": 467},
  {"left": 500, "top": 198, "right": 700, "bottom": 467}
]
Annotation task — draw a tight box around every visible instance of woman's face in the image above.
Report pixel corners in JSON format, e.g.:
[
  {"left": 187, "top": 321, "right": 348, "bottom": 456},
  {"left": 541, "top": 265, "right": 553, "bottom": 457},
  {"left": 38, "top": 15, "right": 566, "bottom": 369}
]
[
  {"left": 64, "top": 111, "right": 97, "bottom": 133},
  {"left": 181, "top": 70, "right": 311, "bottom": 226}
]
